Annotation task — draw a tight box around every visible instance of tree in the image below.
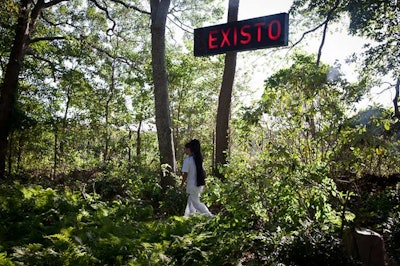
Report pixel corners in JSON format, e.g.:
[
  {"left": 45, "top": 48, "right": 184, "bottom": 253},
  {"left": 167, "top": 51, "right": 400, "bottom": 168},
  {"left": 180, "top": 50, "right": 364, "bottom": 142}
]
[
  {"left": 1, "top": 0, "right": 224, "bottom": 180},
  {"left": 242, "top": 53, "right": 366, "bottom": 167},
  {"left": 0, "top": 0, "right": 71, "bottom": 178},
  {"left": 0, "top": 0, "right": 156, "bottom": 176},
  {"left": 167, "top": 49, "right": 223, "bottom": 167},
  {"left": 290, "top": 0, "right": 342, "bottom": 66},
  {"left": 150, "top": 0, "right": 176, "bottom": 188},
  {"left": 214, "top": 0, "right": 239, "bottom": 178},
  {"left": 347, "top": 0, "right": 400, "bottom": 119},
  {"left": 291, "top": 0, "right": 400, "bottom": 119}
]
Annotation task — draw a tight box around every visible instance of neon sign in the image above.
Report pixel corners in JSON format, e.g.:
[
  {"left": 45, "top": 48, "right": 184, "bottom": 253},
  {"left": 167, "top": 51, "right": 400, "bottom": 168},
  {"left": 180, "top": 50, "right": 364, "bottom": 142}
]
[{"left": 194, "top": 13, "right": 289, "bottom": 57}]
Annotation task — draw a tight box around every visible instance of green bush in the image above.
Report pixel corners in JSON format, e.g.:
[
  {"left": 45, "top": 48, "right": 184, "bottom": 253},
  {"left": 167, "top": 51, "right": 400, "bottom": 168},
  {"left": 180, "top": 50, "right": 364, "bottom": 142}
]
[{"left": 0, "top": 156, "right": 397, "bottom": 266}]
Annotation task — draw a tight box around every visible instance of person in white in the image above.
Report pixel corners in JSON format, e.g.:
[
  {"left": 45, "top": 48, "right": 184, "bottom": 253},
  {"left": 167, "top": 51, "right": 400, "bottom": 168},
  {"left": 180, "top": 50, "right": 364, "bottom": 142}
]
[{"left": 180, "top": 139, "right": 213, "bottom": 217}]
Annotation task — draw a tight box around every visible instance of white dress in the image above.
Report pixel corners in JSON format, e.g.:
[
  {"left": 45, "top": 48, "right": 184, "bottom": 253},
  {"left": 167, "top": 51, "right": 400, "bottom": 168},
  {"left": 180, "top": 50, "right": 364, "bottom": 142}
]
[{"left": 182, "top": 156, "right": 213, "bottom": 217}]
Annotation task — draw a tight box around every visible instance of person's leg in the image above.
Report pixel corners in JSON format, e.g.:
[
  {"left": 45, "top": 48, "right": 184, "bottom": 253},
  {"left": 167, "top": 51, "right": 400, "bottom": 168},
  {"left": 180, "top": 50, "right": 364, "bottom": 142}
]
[
  {"left": 184, "top": 200, "right": 191, "bottom": 216},
  {"left": 188, "top": 188, "right": 213, "bottom": 217},
  {"left": 184, "top": 196, "right": 196, "bottom": 216}
]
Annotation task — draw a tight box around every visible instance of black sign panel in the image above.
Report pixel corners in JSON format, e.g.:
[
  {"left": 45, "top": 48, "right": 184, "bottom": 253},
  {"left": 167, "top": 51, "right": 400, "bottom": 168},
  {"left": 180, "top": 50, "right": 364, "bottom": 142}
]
[{"left": 194, "top": 13, "right": 289, "bottom": 57}]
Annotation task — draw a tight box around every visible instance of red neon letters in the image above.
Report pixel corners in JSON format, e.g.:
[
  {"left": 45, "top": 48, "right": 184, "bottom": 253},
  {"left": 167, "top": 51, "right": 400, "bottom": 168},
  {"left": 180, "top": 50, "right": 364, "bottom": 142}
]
[
  {"left": 208, "top": 20, "right": 282, "bottom": 49},
  {"left": 194, "top": 13, "right": 289, "bottom": 57},
  {"left": 268, "top": 20, "right": 281, "bottom": 40}
]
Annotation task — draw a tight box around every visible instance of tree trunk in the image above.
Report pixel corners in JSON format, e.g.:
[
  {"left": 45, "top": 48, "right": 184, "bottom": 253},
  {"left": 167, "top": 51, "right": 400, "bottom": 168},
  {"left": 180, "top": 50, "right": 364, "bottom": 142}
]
[
  {"left": 17, "top": 134, "right": 23, "bottom": 172},
  {"left": 60, "top": 84, "right": 72, "bottom": 156},
  {"left": 128, "top": 129, "right": 132, "bottom": 163},
  {"left": 0, "top": 0, "right": 35, "bottom": 178},
  {"left": 150, "top": 0, "right": 176, "bottom": 188},
  {"left": 52, "top": 123, "right": 58, "bottom": 179},
  {"left": 136, "top": 120, "right": 142, "bottom": 157},
  {"left": 7, "top": 131, "right": 13, "bottom": 175},
  {"left": 104, "top": 60, "right": 116, "bottom": 163},
  {"left": 393, "top": 78, "right": 400, "bottom": 120},
  {"left": 0, "top": 0, "right": 68, "bottom": 178},
  {"left": 214, "top": 0, "right": 239, "bottom": 179}
]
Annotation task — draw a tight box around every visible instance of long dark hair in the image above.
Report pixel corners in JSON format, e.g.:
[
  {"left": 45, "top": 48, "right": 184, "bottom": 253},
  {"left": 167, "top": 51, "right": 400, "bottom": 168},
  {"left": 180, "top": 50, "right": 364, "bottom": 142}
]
[{"left": 189, "top": 139, "right": 205, "bottom": 186}]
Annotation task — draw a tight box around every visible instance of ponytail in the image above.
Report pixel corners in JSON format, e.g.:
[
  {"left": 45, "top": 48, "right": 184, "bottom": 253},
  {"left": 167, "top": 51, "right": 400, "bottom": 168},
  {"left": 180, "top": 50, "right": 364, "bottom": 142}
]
[{"left": 189, "top": 139, "right": 205, "bottom": 186}]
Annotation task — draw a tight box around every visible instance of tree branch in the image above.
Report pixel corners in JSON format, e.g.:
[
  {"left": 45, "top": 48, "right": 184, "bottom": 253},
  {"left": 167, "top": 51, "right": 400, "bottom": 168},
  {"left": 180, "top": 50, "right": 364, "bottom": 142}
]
[
  {"left": 40, "top": 12, "right": 77, "bottom": 29},
  {"left": 42, "top": 0, "right": 69, "bottom": 9},
  {"left": 316, "top": 0, "right": 340, "bottom": 66},
  {"left": 377, "top": 81, "right": 395, "bottom": 94},
  {"left": 89, "top": 0, "right": 116, "bottom": 34},
  {"left": 167, "top": 14, "right": 193, "bottom": 34},
  {"left": 29, "top": 36, "right": 66, "bottom": 44},
  {"left": 291, "top": 0, "right": 340, "bottom": 52},
  {"left": 109, "top": 0, "right": 150, "bottom": 15},
  {"left": 290, "top": 20, "right": 327, "bottom": 48},
  {"left": 316, "top": 21, "right": 329, "bottom": 66},
  {"left": 79, "top": 38, "right": 140, "bottom": 71},
  {"left": 26, "top": 49, "right": 60, "bottom": 81}
]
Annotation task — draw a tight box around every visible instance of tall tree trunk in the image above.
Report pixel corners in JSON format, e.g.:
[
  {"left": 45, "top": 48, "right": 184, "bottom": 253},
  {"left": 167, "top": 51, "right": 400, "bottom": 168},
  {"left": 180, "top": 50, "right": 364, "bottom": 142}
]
[
  {"left": 60, "top": 84, "right": 72, "bottom": 156},
  {"left": 311, "top": 0, "right": 339, "bottom": 138},
  {"left": 52, "top": 123, "right": 58, "bottom": 179},
  {"left": 136, "top": 120, "right": 142, "bottom": 157},
  {"left": 104, "top": 65, "right": 114, "bottom": 163},
  {"left": 7, "top": 132, "right": 13, "bottom": 175},
  {"left": 104, "top": 58, "right": 117, "bottom": 163},
  {"left": 0, "top": 0, "right": 36, "bottom": 178},
  {"left": 150, "top": 0, "right": 176, "bottom": 188},
  {"left": 214, "top": 0, "right": 239, "bottom": 179},
  {"left": 128, "top": 128, "right": 132, "bottom": 163},
  {"left": 393, "top": 78, "right": 400, "bottom": 120},
  {"left": 0, "top": 0, "right": 66, "bottom": 178},
  {"left": 316, "top": 0, "right": 339, "bottom": 67},
  {"left": 17, "top": 134, "right": 23, "bottom": 172}
]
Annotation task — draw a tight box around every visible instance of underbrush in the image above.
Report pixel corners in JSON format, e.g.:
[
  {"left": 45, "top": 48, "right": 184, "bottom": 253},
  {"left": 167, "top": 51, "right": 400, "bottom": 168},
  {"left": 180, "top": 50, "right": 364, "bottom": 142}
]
[{"left": 0, "top": 164, "right": 399, "bottom": 265}]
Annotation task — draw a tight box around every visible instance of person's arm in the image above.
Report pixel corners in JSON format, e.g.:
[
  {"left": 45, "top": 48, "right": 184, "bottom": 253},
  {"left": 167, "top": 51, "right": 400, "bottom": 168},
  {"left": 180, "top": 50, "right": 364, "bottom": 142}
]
[{"left": 179, "top": 172, "right": 187, "bottom": 192}]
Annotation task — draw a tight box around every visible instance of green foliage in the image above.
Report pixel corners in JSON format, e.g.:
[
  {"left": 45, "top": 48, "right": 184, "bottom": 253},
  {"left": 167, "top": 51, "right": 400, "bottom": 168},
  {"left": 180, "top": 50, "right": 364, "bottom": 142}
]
[
  {"left": 330, "top": 107, "right": 400, "bottom": 177},
  {"left": 0, "top": 252, "right": 14, "bottom": 266},
  {"left": 0, "top": 178, "right": 219, "bottom": 265},
  {"left": 228, "top": 51, "right": 400, "bottom": 265},
  {"left": 167, "top": 51, "right": 223, "bottom": 163},
  {"left": 0, "top": 0, "right": 18, "bottom": 67},
  {"left": 276, "top": 227, "right": 358, "bottom": 266},
  {"left": 2, "top": 155, "right": 399, "bottom": 265},
  {"left": 217, "top": 149, "right": 344, "bottom": 231},
  {"left": 1, "top": 1, "right": 399, "bottom": 265},
  {"left": 292, "top": 0, "right": 399, "bottom": 79}
]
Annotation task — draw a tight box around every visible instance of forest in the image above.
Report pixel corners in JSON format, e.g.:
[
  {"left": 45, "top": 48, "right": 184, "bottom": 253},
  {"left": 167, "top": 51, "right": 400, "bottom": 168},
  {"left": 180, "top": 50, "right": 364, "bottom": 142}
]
[{"left": 0, "top": 0, "right": 399, "bottom": 265}]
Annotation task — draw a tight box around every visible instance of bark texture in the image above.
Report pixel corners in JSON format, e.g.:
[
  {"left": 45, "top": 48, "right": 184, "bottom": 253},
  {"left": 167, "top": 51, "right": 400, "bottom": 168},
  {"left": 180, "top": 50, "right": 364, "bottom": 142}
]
[
  {"left": 214, "top": 0, "right": 239, "bottom": 178},
  {"left": 150, "top": 0, "right": 176, "bottom": 187},
  {"left": 0, "top": 0, "right": 37, "bottom": 178}
]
